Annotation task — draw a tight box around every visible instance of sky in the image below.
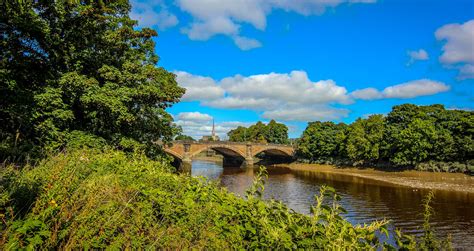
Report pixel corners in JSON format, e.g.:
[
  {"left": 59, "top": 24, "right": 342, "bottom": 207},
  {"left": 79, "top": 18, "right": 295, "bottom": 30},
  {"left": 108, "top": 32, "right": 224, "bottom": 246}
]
[{"left": 131, "top": 0, "right": 474, "bottom": 139}]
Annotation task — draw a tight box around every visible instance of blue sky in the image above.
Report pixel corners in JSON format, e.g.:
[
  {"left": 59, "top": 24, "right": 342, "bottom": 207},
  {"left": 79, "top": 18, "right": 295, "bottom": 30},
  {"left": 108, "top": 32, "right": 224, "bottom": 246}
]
[{"left": 131, "top": 0, "right": 474, "bottom": 139}]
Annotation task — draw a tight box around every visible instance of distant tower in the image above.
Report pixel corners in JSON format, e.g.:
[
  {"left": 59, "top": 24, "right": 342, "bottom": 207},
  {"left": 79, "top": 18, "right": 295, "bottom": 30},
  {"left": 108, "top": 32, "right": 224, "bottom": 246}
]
[{"left": 211, "top": 119, "right": 216, "bottom": 138}]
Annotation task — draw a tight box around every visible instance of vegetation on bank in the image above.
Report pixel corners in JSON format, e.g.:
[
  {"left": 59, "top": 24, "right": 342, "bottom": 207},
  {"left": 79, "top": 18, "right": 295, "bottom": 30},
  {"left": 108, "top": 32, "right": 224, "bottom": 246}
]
[
  {"left": 228, "top": 120, "right": 289, "bottom": 144},
  {"left": 0, "top": 147, "right": 451, "bottom": 249},
  {"left": 297, "top": 104, "right": 473, "bottom": 173}
]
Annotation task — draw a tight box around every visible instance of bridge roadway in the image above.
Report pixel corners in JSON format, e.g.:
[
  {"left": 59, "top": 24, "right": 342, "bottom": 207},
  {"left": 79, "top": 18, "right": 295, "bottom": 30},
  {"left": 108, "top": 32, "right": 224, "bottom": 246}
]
[{"left": 163, "top": 140, "right": 295, "bottom": 168}]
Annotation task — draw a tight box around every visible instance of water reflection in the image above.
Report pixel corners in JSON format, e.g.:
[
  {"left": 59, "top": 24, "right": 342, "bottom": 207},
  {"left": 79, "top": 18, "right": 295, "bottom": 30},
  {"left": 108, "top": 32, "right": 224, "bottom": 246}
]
[{"left": 191, "top": 159, "right": 474, "bottom": 248}]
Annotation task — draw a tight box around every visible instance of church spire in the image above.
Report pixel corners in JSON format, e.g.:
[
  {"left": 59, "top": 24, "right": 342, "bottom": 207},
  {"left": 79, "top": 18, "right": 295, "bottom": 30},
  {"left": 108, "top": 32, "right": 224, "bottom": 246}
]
[{"left": 212, "top": 118, "right": 215, "bottom": 138}]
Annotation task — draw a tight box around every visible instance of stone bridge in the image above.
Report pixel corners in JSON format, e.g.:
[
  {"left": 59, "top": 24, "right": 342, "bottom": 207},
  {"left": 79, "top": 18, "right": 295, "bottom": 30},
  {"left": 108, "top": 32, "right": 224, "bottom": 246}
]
[{"left": 163, "top": 140, "right": 295, "bottom": 167}]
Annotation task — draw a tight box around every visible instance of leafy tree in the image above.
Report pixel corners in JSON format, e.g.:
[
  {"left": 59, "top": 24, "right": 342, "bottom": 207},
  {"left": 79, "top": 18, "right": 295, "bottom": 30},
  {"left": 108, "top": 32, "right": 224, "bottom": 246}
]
[
  {"left": 297, "top": 122, "right": 347, "bottom": 161},
  {"left": 0, "top": 1, "right": 184, "bottom": 161},
  {"left": 384, "top": 104, "right": 460, "bottom": 166},
  {"left": 248, "top": 121, "right": 268, "bottom": 143},
  {"left": 346, "top": 115, "right": 384, "bottom": 164},
  {"left": 228, "top": 126, "right": 249, "bottom": 142},
  {"left": 265, "top": 119, "right": 289, "bottom": 144},
  {"left": 227, "top": 120, "right": 289, "bottom": 144}
]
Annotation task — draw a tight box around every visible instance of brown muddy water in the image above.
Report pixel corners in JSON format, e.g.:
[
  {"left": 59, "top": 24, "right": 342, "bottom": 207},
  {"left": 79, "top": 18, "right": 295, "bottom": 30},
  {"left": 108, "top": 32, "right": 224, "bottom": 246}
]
[{"left": 191, "top": 159, "right": 474, "bottom": 249}]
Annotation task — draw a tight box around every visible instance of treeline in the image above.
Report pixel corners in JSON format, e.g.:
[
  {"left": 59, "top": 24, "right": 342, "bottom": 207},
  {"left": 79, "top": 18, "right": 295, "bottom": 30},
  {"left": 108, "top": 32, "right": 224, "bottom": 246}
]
[
  {"left": 227, "top": 120, "right": 289, "bottom": 144},
  {"left": 297, "top": 104, "right": 473, "bottom": 172}
]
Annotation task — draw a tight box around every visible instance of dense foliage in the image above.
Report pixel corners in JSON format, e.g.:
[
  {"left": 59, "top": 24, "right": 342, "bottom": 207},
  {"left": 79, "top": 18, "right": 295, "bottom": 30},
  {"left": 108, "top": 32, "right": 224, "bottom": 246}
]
[
  {"left": 297, "top": 104, "right": 474, "bottom": 172},
  {"left": 0, "top": 1, "right": 184, "bottom": 162},
  {"left": 228, "top": 120, "right": 289, "bottom": 144},
  {"left": 1, "top": 147, "right": 452, "bottom": 249}
]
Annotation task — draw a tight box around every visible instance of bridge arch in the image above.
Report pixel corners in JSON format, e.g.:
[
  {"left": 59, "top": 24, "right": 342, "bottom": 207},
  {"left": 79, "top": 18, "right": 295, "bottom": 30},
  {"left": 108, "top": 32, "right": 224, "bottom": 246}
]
[
  {"left": 163, "top": 149, "right": 184, "bottom": 160},
  {"left": 189, "top": 145, "right": 246, "bottom": 159},
  {"left": 252, "top": 147, "right": 294, "bottom": 158}
]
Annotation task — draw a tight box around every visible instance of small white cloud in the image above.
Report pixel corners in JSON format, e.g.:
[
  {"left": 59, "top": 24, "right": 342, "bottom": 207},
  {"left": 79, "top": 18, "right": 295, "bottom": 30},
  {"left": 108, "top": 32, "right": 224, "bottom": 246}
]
[
  {"left": 382, "top": 79, "right": 450, "bottom": 99},
  {"left": 131, "top": 0, "right": 178, "bottom": 30},
  {"left": 351, "top": 79, "right": 450, "bottom": 100},
  {"left": 233, "top": 36, "right": 262, "bottom": 50},
  {"left": 177, "top": 112, "right": 213, "bottom": 122},
  {"left": 181, "top": 17, "right": 240, "bottom": 40},
  {"left": 407, "top": 49, "right": 429, "bottom": 65},
  {"left": 350, "top": 87, "right": 383, "bottom": 100}
]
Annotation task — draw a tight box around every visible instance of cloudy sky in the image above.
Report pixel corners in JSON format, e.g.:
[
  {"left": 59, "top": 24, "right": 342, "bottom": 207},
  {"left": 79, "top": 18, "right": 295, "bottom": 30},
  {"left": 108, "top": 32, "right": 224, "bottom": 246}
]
[{"left": 131, "top": 0, "right": 474, "bottom": 139}]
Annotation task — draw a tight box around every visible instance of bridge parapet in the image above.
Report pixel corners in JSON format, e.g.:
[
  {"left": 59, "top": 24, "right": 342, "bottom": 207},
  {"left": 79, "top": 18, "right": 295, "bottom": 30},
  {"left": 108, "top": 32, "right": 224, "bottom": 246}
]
[{"left": 171, "top": 140, "right": 293, "bottom": 147}]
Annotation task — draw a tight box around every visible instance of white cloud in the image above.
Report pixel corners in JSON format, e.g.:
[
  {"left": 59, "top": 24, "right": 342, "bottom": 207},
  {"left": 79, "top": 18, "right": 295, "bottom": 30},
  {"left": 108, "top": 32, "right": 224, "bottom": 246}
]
[
  {"left": 435, "top": 20, "right": 474, "bottom": 64},
  {"left": 177, "top": 112, "right": 213, "bottom": 121},
  {"left": 233, "top": 36, "right": 262, "bottom": 50},
  {"left": 175, "top": 0, "right": 375, "bottom": 50},
  {"left": 351, "top": 79, "right": 450, "bottom": 100},
  {"left": 350, "top": 87, "right": 383, "bottom": 100},
  {"left": 262, "top": 106, "right": 350, "bottom": 121},
  {"left": 382, "top": 79, "right": 450, "bottom": 99},
  {"left": 131, "top": 0, "right": 178, "bottom": 30},
  {"left": 435, "top": 19, "right": 474, "bottom": 79},
  {"left": 407, "top": 49, "right": 429, "bottom": 65},
  {"left": 176, "top": 70, "right": 352, "bottom": 112},
  {"left": 181, "top": 16, "right": 240, "bottom": 40},
  {"left": 174, "top": 71, "right": 225, "bottom": 101}
]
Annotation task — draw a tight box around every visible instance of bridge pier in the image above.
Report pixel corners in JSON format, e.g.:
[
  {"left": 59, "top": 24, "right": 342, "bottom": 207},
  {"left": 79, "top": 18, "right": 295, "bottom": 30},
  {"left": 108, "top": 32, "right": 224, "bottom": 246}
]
[
  {"left": 244, "top": 157, "right": 254, "bottom": 167},
  {"left": 179, "top": 158, "right": 192, "bottom": 174}
]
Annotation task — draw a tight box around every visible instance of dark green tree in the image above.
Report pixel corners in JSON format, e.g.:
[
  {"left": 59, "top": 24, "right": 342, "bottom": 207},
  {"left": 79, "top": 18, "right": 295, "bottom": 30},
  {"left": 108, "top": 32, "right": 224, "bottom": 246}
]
[
  {"left": 297, "top": 121, "right": 347, "bottom": 161},
  {"left": 345, "top": 115, "right": 384, "bottom": 164},
  {"left": 228, "top": 120, "right": 289, "bottom": 144},
  {"left": 0, "top": 1, "right": 184, "bottom": 161},
  {"left": 228, "top": 126, "right": 248, "bottom": 142},
  {"left": 265, "top": 119, "right": 289, "bottom": 144},
  {"left": 248, "top": 121, "right": 268, "bottom": 143}
]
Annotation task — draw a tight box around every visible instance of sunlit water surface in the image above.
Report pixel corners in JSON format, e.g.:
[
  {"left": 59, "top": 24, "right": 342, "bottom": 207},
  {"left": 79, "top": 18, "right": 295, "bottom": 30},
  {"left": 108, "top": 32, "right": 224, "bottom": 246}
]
[{"left": 191, "top": 159, "right": 474, "bottom": 249}]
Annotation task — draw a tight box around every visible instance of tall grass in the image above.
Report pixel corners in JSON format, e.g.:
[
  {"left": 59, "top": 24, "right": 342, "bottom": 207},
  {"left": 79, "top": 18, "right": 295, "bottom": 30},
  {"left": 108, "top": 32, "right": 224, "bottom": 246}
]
[{"left": 0, "top": 148, "right": 449, "bottom": 249}]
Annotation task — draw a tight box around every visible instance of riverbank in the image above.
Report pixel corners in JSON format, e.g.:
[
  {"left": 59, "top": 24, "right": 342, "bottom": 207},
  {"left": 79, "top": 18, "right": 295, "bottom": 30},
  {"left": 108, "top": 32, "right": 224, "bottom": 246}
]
[{"left": 282, "top": 163, "right": 474, "bottom": 194}]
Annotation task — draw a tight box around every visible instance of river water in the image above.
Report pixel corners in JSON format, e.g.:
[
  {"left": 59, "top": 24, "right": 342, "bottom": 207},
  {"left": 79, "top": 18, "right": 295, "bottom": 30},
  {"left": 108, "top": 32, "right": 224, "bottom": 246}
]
[{"left": 191, "top": 159, "right": 474, "bottom": 249}]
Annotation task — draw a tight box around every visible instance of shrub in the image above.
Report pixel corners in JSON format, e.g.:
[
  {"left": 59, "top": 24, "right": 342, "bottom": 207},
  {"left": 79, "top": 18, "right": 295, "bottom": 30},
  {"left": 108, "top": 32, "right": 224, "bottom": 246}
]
[{"left": 415, "top": 161, "right": 469, "bottom": 173}]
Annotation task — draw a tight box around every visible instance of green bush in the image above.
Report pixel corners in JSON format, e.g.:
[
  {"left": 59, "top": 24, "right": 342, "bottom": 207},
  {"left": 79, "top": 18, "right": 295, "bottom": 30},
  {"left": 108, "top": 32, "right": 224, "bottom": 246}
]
[
  {"left": 1, "top": 148, "right": 399, "bottom": 249},
  {"left": 415, "top": 161, "right": 469, "bottom": 173}
]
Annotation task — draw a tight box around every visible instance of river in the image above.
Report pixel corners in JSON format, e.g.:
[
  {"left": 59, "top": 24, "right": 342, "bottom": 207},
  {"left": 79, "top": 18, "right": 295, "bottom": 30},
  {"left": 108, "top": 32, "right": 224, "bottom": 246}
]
[{"left": 190, "top": 159, "right": 474, "bottom": 249}]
